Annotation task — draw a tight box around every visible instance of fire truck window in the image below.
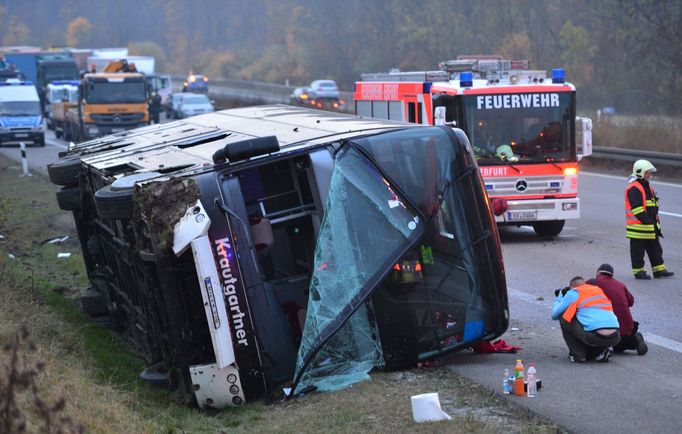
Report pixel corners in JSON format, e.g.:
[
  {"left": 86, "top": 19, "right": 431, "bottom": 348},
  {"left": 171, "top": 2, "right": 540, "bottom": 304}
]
[
  {"left": 416, "top": 103, "right": 423, "bottom": 124},
  {"left": 462, "top": 93, "right": 573, "bottom": 165}
]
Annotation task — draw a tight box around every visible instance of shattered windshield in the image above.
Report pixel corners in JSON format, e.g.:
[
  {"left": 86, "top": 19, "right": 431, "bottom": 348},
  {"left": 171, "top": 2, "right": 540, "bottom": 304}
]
[
  {"left": 293, "top": 126, "right": 507, "bottom": 394},
  {"left": 355, "top": 127, "right": 506, "bottom": 363},
  {"left": 293, "top": 143, "right": 423, "bottom": 394},
  {"left": 462, "top": 92, "right": 574, "bottom": 165}
]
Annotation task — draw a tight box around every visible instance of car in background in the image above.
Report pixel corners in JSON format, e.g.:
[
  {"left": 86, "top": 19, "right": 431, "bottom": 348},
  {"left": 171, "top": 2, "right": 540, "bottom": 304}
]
[
  {"left": 167, "top": 92, "right": 187, "bottom": 118},
  {"left": 175, "top": 93, "right": 214, "bottom": 119},
  {"left": 182, "top": 73, "right": 209, "bottom": 93},
  {"left": 309, "top": 79, "right": 344, "bottom": 110},
  {"left": 289, "top": 86, "right": 313, "bottom": 106}
]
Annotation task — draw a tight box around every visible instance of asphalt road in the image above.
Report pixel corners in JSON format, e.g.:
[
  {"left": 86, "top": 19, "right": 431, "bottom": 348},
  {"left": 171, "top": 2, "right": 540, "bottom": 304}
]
[
  {"left": 2, "top": 127, "right": 681, "bottom": 433},
  {"left": 444, "top": 172, "right": 682, "bottom": 433}
]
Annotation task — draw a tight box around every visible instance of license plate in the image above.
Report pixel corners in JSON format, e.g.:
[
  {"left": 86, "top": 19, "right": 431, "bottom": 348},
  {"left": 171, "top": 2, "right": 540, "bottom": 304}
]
[
  {"left": 111, "top": 128, "right": 124, "bottom": 132},
  {"left": 14, "top": 133, "right": 28, "bottom": 138},
  {"left": 507, "top": 211, "right": 537, "bottom": 221}
]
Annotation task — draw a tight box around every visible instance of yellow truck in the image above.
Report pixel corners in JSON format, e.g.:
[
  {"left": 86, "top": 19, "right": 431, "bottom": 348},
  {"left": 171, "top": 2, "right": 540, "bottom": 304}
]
[{"left": 65, "top": 60, "right": 149, "bottom": 142}]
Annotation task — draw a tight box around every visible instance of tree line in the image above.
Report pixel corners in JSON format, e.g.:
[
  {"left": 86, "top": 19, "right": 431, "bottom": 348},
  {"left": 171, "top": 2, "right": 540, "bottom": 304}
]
[{"left": 1, "top": 0, "right": 679, "bottom": 115}]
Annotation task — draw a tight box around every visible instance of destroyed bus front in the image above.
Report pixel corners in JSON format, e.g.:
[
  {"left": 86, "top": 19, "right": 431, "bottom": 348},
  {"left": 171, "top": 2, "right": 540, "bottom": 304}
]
[{"left": 174, "top": 125, "right": 508, "bottom": 407}]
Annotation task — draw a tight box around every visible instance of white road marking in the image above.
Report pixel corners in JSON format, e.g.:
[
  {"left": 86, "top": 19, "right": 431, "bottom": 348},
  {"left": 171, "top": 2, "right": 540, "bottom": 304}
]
[
  {"left": 581, "top": 171, "right": 682, "bottom": 189},
  {"left": 508, "top": 286, "right": 682, "bottom": 354},
  {"left": 47, "top": 140, "right": 68, "bottom": 150}
]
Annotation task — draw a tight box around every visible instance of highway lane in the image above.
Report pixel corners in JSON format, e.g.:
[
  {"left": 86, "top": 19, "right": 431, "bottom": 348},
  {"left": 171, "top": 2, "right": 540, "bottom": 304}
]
[
  {"left": 2, "top": 128, "right": 681, "bottom": 432},
  {"left": 445, "top": 170, "right": 682, "bottom": 434}
]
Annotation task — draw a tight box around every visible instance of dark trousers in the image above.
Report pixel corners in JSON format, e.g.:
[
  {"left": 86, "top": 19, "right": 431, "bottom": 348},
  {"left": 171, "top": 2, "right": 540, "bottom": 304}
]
[
  {"left": 629, "top": 238, "right": 664, "bottom": 273},
  {"left": 560, "top": 317, "right": 621, "bottom": 360},
  {"left": 614, "top": 321, "right": 642, "bottom": 353}
]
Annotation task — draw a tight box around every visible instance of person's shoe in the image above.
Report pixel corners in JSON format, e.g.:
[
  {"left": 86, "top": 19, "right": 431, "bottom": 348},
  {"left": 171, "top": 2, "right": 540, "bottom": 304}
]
[
  {"left": 653, "top": 270, "right": 674, "bottom": 278},
  {"left": 635, "top": 332, "right": 648, "bottom": 355},
  {"left": 568, "top": 353, "right": 586, "bottom": 363},
  {"left": 634, "top": 271, "right": 652, "bottom": 280},
  {"left": 595, "top": 347, "right": 614, "bottom": 363}
]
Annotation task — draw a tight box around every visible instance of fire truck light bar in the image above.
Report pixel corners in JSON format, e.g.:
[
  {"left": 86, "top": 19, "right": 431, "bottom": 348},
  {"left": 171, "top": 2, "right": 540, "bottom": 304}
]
[
  {"left": 552, "top": 68, "right": 566, "bottom": 83},
  {"left": 460, "top": 72, "right": 473, "bottom": 87}
]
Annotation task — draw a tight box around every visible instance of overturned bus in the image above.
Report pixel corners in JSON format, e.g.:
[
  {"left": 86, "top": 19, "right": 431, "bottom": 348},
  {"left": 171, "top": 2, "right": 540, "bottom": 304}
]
[{"left": 47, "top": 105, "right": 508, "bottom": 408}]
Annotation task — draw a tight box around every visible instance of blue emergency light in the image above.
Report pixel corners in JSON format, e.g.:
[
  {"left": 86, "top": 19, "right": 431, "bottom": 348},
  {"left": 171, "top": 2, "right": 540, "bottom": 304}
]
[
  {"left": 51, "top": 80, "right": 79, "bottom": 85},
  {"left": 460, "top": 72, "right": 473, "bottom": 87},
  {"left": 552, "top": 68, "right": 565, "bottom": 83},
  {"left": 423, "top": 82, "right": 433, "bottom": 93}
]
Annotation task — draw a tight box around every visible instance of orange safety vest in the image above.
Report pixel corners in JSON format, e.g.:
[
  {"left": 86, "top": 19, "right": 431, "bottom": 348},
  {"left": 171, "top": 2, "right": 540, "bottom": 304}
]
[
  {"left": 624, "top": 181, "right": 657, "bottom": 240},
  {"left": 561, "top": 284, "right": 614, "bottom": 323}
]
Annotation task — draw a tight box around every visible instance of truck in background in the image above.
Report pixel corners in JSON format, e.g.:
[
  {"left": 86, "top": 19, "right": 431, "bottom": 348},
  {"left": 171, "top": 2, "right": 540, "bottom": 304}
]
[
  {"left": 46, "top": 80, "right": 79, "bottom": 139},
  {"left": 0, "top": 79, "right": 45, "bottom": 147},
  {"left": 1, "top": 51, "right": 78, "bottom": 114},
  {"left": 355, "top": 56, "right": 593, "bottom": 236},
  {"left": 88, "top": 55, "right": 172, "bottom": 110},
  {"left": 64, "top": 60, "right": 149, "bottom": 142}
]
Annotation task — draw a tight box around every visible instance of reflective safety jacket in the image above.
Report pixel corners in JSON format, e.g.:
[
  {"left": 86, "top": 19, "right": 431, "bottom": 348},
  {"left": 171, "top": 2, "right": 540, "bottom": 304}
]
[
  {"left": 560, "top": 284, "right": 615, "bottom": 323},
  {"left": 625, "top": 179, "right": 660, "bottom": 240}
]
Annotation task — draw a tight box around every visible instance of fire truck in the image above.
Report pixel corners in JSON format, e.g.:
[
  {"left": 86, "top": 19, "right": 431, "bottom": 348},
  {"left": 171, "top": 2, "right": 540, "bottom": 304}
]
[{"left": 355, "top": 56, "right": 592, "bottom": 236}]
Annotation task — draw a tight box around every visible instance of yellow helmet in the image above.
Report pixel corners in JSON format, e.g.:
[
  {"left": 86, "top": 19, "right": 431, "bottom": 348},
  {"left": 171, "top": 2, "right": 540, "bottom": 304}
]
[{"left": 632, "top": 159, "right": 656, "bottom": 178}]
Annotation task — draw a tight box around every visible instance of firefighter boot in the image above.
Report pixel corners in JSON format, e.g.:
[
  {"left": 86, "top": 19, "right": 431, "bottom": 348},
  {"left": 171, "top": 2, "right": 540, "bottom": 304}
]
[
  {"left": 634, "top": 271, "right": 652, "bottom": 280},
  {"left": 653, "top": 270, "right": 674, "bottom": 278}
]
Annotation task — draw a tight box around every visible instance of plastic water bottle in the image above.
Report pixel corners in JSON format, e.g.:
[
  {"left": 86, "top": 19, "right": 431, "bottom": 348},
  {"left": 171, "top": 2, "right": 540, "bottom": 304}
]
[
  {"left": 514, "top": 359, "right": 525, "bottom": 396},
  {"left": 527, "top": 363, "right": 537, "bottom": 398},
  {"left": 503, "top": 368, "right": 511, "bottom": 394}
]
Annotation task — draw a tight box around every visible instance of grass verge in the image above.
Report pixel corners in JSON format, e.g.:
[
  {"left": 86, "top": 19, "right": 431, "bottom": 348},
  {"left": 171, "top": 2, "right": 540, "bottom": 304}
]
[{"left": 0, "top": 155, "right": 560, "bottom": 433}]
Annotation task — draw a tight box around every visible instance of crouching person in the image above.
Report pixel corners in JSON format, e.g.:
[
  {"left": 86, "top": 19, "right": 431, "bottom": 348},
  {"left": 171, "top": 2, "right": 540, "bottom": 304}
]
[{"left": 551, "top": 276, "right": 621, "bottom": 363}]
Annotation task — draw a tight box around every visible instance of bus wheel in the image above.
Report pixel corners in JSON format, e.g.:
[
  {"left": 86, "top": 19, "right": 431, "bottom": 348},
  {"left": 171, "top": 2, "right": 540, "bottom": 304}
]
[
  {"left": 56, "top": 185, "right": 81, "bottom": 211},
  {"left": 532, "top": 220, "right": 565, "bottom": 237},
  {"left": 47, "top": 156, "right": 82, "bottom": 186},
  {"left": 94, "top": 184, "right": 134, "bottom": 220}
]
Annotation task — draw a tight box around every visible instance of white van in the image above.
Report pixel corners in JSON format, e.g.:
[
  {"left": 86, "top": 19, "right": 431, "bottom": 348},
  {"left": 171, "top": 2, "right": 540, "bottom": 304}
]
[{"left": 0, "top": 79, "right": 45, "bottom": 146}]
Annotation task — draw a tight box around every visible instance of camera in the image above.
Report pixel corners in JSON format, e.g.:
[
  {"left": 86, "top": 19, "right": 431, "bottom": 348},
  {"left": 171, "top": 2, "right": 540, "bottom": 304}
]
[{"left": 554, "top": 286, "right": 570, "bottom": 297}]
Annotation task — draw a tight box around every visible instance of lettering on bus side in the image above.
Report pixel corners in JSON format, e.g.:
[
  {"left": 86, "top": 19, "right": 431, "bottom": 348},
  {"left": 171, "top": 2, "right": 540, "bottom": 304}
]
[
  {"left": 477, "top": 93, "right": 560, "bottom": 110},
  {"left": 214, "top": 237, "right": 249, "bottom": 346}
]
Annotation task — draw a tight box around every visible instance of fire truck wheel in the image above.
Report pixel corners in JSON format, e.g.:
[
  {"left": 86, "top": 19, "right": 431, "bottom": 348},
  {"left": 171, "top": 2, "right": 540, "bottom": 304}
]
[
  {"left": 47, "top": 156, "right": 82, "bottom": 186},
  {"left": 532, "top": 220, "right": 565, "bottom": 237},
  {"left": 56, "top": 185, "right": 81, "bottom": 211},
  {"left": 94, "top": 184, "right": 134, "bottom": 220}
]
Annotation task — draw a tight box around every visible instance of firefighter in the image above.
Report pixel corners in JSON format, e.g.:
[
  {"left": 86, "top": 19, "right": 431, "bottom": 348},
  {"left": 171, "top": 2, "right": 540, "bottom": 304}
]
[
  {"left": 625, "top": 160, "right": 674, "bottom": 279},
  {"left": 148, "top": 92, "right": 162, "bottom": 124}
]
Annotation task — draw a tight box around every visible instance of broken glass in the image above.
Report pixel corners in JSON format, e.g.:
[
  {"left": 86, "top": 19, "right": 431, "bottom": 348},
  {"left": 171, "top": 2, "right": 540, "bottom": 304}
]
[{"left": 292, "top": 144, "right": 423, "bottom": 394}]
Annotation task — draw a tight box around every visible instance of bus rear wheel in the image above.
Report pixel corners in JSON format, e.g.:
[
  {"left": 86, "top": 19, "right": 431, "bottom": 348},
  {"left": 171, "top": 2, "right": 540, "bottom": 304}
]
[{"left": 532, "top": 220, "right": 565, "bottom": 237}]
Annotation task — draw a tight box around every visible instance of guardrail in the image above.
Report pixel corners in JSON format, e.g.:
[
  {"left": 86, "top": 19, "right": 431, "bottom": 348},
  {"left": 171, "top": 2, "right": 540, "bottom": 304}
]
[
  {"left": 170, "top": 75, "right": 355, "bottom": 107},
  {"left": 591, "top": 146, "right": 682, "bottom": 167}
]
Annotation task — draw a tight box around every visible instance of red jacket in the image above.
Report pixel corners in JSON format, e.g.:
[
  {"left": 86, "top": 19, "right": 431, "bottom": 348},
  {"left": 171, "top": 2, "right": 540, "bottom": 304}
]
[{"left": 592, "top": 274, "right": 635, "bottom": 336}]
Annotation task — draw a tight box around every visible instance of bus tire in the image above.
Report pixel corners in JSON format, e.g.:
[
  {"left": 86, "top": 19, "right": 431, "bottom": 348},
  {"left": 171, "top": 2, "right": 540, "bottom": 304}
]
[
  {"left": 94, "top": 184, "right": 134, "bottom": 220},
  {"left": 47, "top": 156, "right": 82, "bottom": 186},
  {"left": 56, "top": 185, "right": 81, "bottom": 211},
  {"left": 532, "top": 220, "right": 565, "bottom": 237}
]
